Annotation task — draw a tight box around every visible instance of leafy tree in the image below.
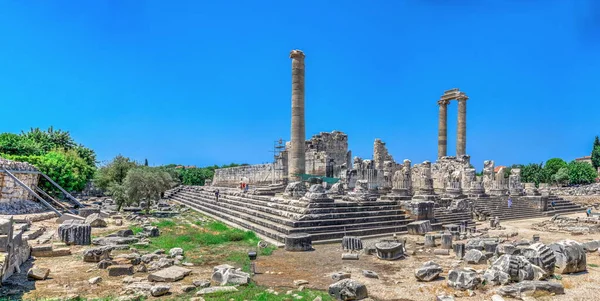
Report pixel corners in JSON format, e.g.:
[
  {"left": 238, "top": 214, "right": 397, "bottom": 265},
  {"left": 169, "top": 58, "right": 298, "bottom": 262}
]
[
  {"left": 21, "top": 127, "right": 76, "bottom": 153},
  {"left": 520, "top": 163, "right": 548, "bottom": 186},
  {"left": 567, "top": 161, "right": 598, "bottom": 185},
  {"left": 592, "top": 145, "right": 600, "bottom": 171},
  {"left": 94, "top": 155, "right": 138, "bottom": 191},
  {"left": 0, "top": 133, "right": 42, "bottom": 156},
  {"left": 124, "top": 167, "right": 173, "bottom": 212},
  {"left": 181, "top": 168, "right": 213, "bottom": 185},
  {"left": 544, "top": 158, "right": 567, "bottom": 183},
  {"left": 4, "top": 149, "right": 95, "bottom": 194},
  {"left": 108, "top": 183, "right": 128, "bottom": 211},
  {"left": 553, "top": 167, "right": 569, "bottom": 186}
]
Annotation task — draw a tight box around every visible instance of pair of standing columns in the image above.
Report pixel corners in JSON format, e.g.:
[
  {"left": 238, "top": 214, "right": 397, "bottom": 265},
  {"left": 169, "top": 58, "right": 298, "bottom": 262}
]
[{"left": 438, "top": 95, "right": 467, "bottom": 158}]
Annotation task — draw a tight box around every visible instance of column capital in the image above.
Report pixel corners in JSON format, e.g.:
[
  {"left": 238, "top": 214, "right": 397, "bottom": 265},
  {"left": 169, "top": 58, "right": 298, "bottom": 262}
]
[
  {"left": 437, "top": 99, "right": 450, "bottom": 106},
  {"left": 456, "top": 92, "right": 469, "bottom": 101},
  {"left": 290, "top": 49, "right": 305, "bottom": 59}
]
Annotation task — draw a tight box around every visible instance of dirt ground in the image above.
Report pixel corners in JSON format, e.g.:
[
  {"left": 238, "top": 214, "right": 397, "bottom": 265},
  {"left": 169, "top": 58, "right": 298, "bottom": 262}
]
[
  {"left": 254, "top": 213, "right": 600, "bottom": 301},
  {"left": 5, "top": 212, "right": 600, "bottom": 301}
]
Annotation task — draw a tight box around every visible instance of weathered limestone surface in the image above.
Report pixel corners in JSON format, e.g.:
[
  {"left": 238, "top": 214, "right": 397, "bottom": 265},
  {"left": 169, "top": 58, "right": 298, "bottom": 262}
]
[
  {"left": 415, "top": 261, "right": 443, "bottom": 282},
  {"left": 328, "top": 279, "right": 368, "bottom": 301},
  {"left": 375, "top": 241, "right": 404, "bottom": 260},
  {"left": 483, "top": 255, "right": 535, "bottom": 285},
  {"left": 407, "top": 220, "right": 432, "bottom": 235},
  {"left": 0, "top": 158, "right": 46, "bottom": 214},
  {"left": 497, "top": 281, "right": 564, "bottom": 298},
  {"left": 288, "top": 49, "right": 306, "bottom": 182},
  {"left": 548, "top": 240, "right": 587, "bottom": 274},
  {"left": 148, "top": 266, "right": 192, "bottom": 282},
  {"left": 448, "top": 268, "right": 480, "bottom": 290},
  {"left": 58, "top": 220, "right": 91, "bottom": 245},
  {"left": 285, "top": 233, "right": 312, "bottom": 251},
  {"left": 83, "top": 246, "right": 113, "bottom": 262}
]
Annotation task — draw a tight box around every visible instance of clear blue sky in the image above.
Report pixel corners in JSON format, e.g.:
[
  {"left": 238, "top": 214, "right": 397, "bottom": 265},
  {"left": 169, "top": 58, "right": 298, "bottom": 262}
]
[{"left": 1, "top": 1, "right": 599, "bottom": 170}]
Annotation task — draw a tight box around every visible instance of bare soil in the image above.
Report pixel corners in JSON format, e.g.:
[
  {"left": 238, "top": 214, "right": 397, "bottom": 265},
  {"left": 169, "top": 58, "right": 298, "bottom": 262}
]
[{"left": 5, "top": 213, "right": 600, "bottom": 301}]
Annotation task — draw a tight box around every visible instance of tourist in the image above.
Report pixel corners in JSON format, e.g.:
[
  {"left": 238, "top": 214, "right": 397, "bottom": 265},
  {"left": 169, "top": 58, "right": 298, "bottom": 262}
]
[
  {"left": 244, "top": 183, "right": 249, "bottom": 192},
  {"left": 507, "top": 197, "right": 512, "bottom": 209},
  {"left": 587, "top": 207, "right": 592, "bottom": 217},
  {"left": 215, "top": 189, "right": 220, "bottom": 201},
  {"left": 550, "top": 200, "right": 556, "bottom": 210}
]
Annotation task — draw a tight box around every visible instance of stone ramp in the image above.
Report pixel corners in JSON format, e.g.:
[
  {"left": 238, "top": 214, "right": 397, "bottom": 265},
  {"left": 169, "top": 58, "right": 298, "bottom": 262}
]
[{"left": 170, "top": 186, "right": 413, "bottom": 244}]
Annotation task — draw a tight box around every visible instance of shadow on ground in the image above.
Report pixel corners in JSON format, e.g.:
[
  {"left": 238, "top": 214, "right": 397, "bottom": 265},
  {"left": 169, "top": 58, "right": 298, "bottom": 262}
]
[{"left": 0, "top": 258, "right": 37, "bottom": 300}]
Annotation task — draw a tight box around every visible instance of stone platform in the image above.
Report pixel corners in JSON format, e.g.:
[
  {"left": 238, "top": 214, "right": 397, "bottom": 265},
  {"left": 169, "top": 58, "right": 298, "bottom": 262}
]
[{"left": 168, "top": 186, "right": 413, "bottom": 244}]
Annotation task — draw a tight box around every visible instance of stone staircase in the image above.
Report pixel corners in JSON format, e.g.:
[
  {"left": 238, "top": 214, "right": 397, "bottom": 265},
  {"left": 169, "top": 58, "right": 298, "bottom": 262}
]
[
  {"left": 474, "top": 195, "right": 584, "bottom": 221},
  {"left": 169, "top": 186, "right": 413, "bottom": 244},
  {"left": 541, "top": 195, "right": 585, "bottom": 216},
  {"left": 432, "top": 208, "right": 474, "bottom": 227}
]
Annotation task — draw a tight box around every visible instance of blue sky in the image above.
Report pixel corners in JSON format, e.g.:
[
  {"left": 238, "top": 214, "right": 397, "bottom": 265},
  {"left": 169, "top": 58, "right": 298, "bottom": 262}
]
[{"left": 1, "top": 1, "right": 599, "bottom": 170}]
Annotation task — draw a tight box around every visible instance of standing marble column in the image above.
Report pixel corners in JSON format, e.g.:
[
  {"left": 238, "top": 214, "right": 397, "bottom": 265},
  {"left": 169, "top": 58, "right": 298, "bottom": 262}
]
[
  {"left": 288, "top": 50, "right": 306, "bottom": 181},
  {"left": 456, "top": 96, "right": 467, "bottom": 157},
  {"left": 437, "top": 100, "right": 449, "bottom": 158}
]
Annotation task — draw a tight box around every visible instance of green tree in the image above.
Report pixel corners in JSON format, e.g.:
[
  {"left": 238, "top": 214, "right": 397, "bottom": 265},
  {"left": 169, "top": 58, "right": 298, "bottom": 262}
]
[
  {"left": 592, "top": 145, "right": 600, "bottom": 171},
  {"left": 124, "top": 167, "right": 173, "bottom": 212},
  {"left": 4, "top": 149, "right": 95, "bottom": 194},
  {"left": 567, "top": 161, "right": 598, "bottom": 185},
  {"left": 544, "top": 158, "right": 567, "bottom": 184},
  {"left": 520, "top": 163, "right": 548, "bottom": 186},
  {"left": 0, "top": 133, "right": 42, "bottom": 156},
  {"left": 21, "top": 127, "right": 76, "bottom": 153},
  {"left": 94, "top": 155, "right": 138, "bottom": 191},
  {"left": 553, "top": 167, "right": 569, "bottom": 186},
  {"left": 181, "top": 167, "right": 213, "bottom": 185}
]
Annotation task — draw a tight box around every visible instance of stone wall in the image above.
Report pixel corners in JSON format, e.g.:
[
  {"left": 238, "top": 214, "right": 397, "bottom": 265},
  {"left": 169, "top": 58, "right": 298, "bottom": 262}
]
[
  {"left": 548, "top": 183, "right": 600, "bottom": 196},
  {"left": 212, "top": 164, "right": 281, "bottom": 187},
  {"left": 0, "top": 158, "right": 39, "bottom": 203},
  {"left": 304, "top": 131, "right": 349, "bottom": 177}
]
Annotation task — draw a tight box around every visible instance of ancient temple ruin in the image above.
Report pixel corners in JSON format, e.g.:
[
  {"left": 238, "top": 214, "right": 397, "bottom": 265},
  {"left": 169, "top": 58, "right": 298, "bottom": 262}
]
[{"left": 179, "top": 49, "right": 585, "bottom": 244}]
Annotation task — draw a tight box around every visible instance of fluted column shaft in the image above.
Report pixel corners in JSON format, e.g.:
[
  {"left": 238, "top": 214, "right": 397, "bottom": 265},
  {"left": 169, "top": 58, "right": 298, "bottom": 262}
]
[
  {"left": 437, "top": 101, "right": 448, "bottom": 158},
  {"left": 457, "top": 98, "right": 467, "bottom": 156},
  {"left": 288, "top": 50, "right": 306, "bottom": 181}
]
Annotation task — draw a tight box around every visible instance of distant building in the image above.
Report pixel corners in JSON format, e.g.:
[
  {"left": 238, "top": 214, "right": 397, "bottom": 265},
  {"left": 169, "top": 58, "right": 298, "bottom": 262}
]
[
  {"left": 494, "top": 166, "right": 506, "bottom": 173},
  {"left": 575, "top": 156, "right": 592, "bottom": 165}
]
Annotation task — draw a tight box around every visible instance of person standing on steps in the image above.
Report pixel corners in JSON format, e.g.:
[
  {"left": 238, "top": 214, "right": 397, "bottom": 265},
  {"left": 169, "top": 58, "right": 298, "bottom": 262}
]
[
  {"left": 215, "top": 189, "right": 220, "bottom": 202},
  {"left": 507, "top": 197, "right": 512, "bottom": 209}
]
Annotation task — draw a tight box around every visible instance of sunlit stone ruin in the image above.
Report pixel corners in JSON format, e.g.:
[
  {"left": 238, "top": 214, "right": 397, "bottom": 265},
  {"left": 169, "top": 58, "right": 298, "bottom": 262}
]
[{"left": 169, "top": 49, "right": 585, "bottom": 245}]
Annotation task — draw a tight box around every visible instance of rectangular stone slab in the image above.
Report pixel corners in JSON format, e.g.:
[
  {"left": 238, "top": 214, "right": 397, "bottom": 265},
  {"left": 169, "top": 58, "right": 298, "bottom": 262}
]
[{"left": 148, "top": 266, "right": 192, "bottom": 282}]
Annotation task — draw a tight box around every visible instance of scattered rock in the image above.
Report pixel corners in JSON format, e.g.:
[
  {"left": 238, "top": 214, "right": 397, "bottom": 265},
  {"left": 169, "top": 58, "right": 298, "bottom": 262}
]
[
  {"left": 582, "top": 240, "right": 600, "bottom": 252},
  {"left": 92, "top": 236, "right": 138, "bottom": 246},
  {"left": 98, "top": 260, "right": 113, "bottom": 269},
  {"left": 196, "top": 286, "right": 238, "bottom": 295},
  {"left": 148, "top": 266, "right": 192, "bottom": 282},
  {"left": 144, "top": 226, "right": 160, "bottom": 237},
  {"left": 483, "top": 255, "right": 535, "bottom": 285},
  {"left": 361, "top": 270, "right": 379, "bottom": 279},
  {"left": 491, "top": 294, "right": 505, "bottom": 301},
  {"left": 150, "top": 284, "right": 170, "bottom": 297},
  {"left": 148, "top": 257, "right": 175, "bottom": 271},
  {"left": 464, "top": 249, "right": 486, "bottom": 264},
  {"left": 294, "top": 279, "right": 309, "bottom": 286},
  {"left": 83, "top": 246, "right": 113, "bottom": 262},
  {"left": 415, "top": 261, "right": 442, "bottom": 282},
  {"left": 447, "top": 269, "right": 480, "bottom": 290},
  {"left": 193, "top": 279, "right": 211, "bottom": 288},
  {"left": 27, "top": 267, "right": 50, "bottom": 280},
  {"left": 182, "top": 285, "right": 196, "bottom": 293},
  {"left": 328, "top": 279, "right": 368, "bottom": 301},
  {"left": 331, "top": 272, "right": 351, "bottom": 281},
  {"left": 548, "top": 240, "right": 587, "bottom": 274},
  {"left": 212, "top": 265, "right": 250, "bottom": 286},
  {"left": 521, "top": 243, "right": 556, "bottom": 275},
  {"left": 107, "top": 265, "right": 134, "bottom": 277},
  {"left": 85, "top": 213, "right": 107, "bottom": 227},
  {"left": 436, "top": 295, "right": 455, "bottom": 301},
  {"left": 169, "top": 247, "right": 184, "bottom": 258},
  {"left": 497, "top": 280, "right": 565, "bottom": 298},
  {"left": 88, "top": 276, "right": 102, "bottom": 285}
]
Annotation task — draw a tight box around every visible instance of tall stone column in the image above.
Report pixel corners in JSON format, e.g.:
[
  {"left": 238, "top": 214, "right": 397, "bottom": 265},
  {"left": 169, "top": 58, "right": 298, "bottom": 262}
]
[
  {"left": 456, "top": 97, "right": 467, "bottom": 157},
  {"left": 288, "top": 50, "right": 306, "bottom": 181},
  {"left": 437, "top": 100, "right": 448, "bottom": 158}
]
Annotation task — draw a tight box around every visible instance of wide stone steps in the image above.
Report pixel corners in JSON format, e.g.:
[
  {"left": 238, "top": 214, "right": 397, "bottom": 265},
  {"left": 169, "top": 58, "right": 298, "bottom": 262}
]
[
  {"left": 171, "top": 189, "right": 413, "bottom": 243},
  {"left": 176, "top": 193, "right": 407, "bottom": 228},
  {"left": 181, "top": 191, "right": 405, "bottom": 220},
  {"left": 171, "top": 197, "right": 288, "bottom": 243}
]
